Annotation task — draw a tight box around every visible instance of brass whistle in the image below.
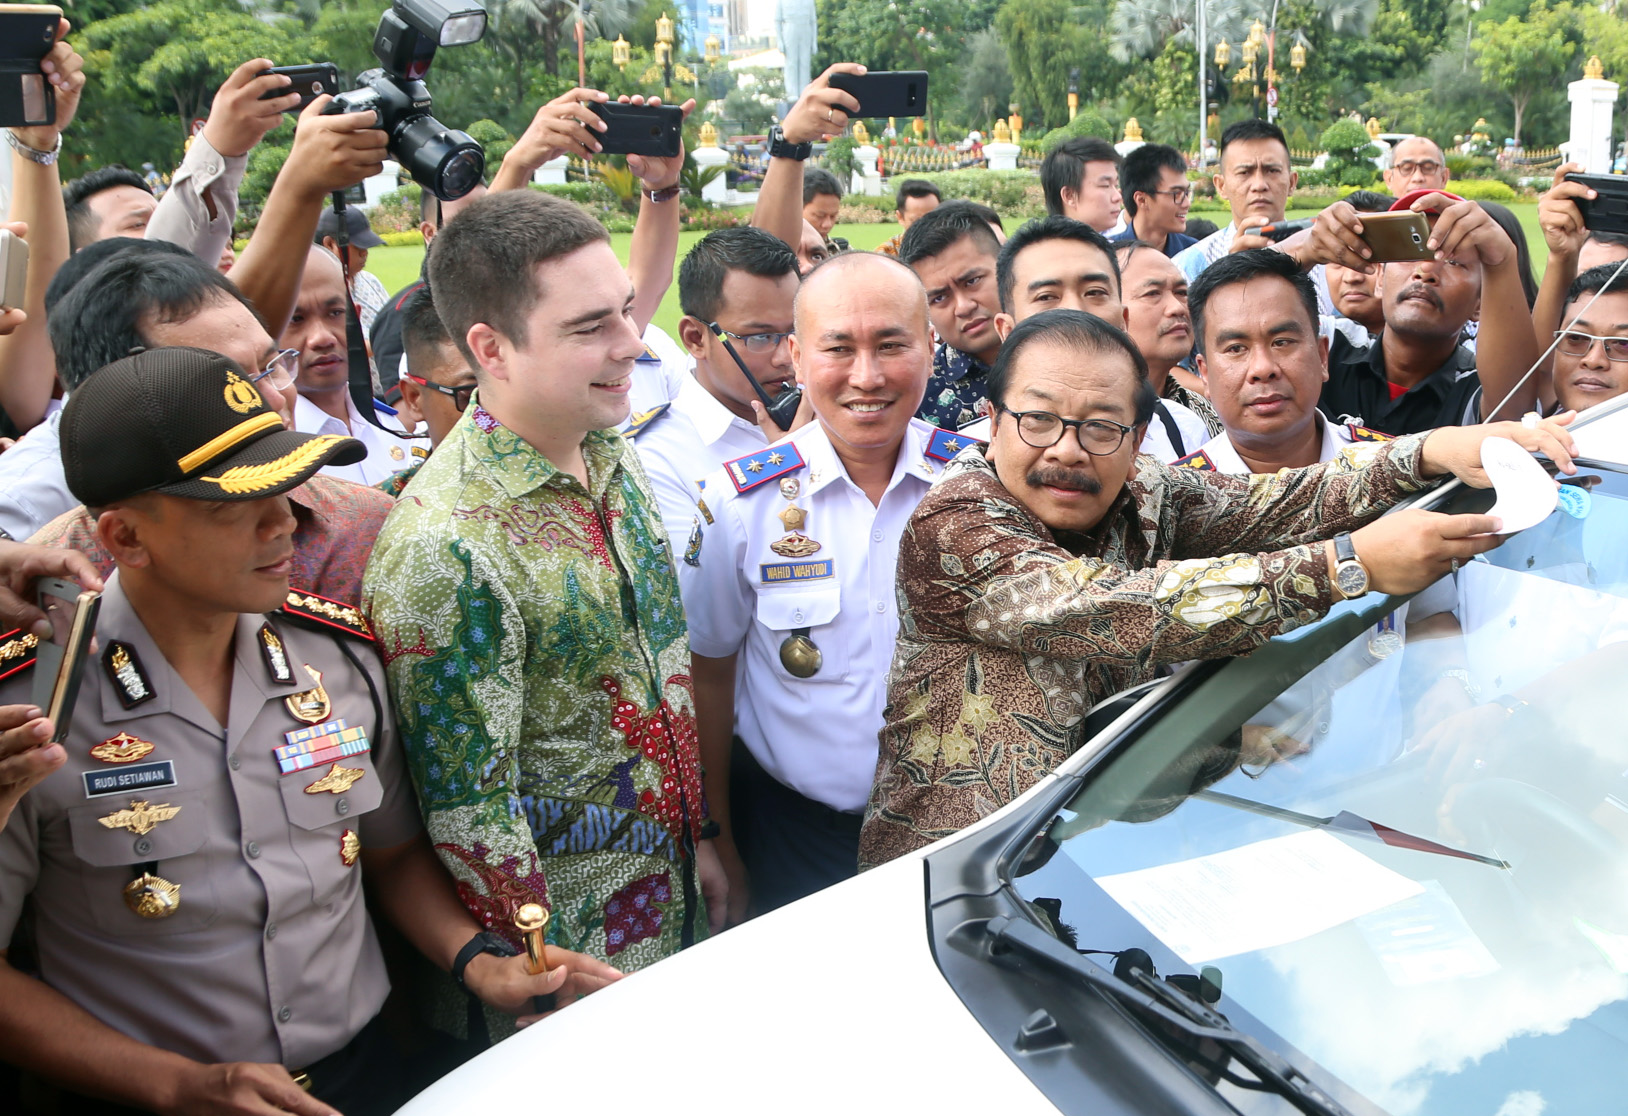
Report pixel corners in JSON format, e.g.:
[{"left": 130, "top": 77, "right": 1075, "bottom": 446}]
[{"left": 514, "top": 902, "right": 550, "bottom": 975}]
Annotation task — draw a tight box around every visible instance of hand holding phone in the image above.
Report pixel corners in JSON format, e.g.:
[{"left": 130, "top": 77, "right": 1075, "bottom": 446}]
[
  {"left": 0, "top": 5, "right": 64, "bottom": 130},
  {"left": 258, "top": 63, "right": 339, "bottom": 114},
  {"left": 827, "top": 71, "right": 928, "bottom": 119},
  {"left": 1358, "top": 211, "right": 1434, "bottom": 263},
  {"left": 1563, "top": 172, "right": 1628, "bottom": 236}
]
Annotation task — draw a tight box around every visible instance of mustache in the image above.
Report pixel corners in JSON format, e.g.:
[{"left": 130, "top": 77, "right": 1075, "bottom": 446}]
[
  {"left": 1396, "top": 283, "right": 1443, "bottom": 311},
  {"left": 1028, "top": 467, "right": 1101, "bottom": 495}
]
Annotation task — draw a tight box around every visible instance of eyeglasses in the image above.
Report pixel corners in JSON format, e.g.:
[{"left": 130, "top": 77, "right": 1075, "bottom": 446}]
[
  {"left": 1148, "top": 186, "right": 1192, "bottom": 203},
  {"left": 250, "top": 348, "right": 300, "bottom": 390},
  {"left": 402, "top": 371, "right": 476, "bottom": 412},
  {"left": 1393, "top": 160, "right": 1443, "bottom": 177},
  {"left": 998, "top": 406, "right": 1134, "bottom": 454},
  {"left": 1555, "top": 330, "right": 1628, "bottom": 362},
  {"left": 709, "top": 323, "right": 794, "bottom": 354}
]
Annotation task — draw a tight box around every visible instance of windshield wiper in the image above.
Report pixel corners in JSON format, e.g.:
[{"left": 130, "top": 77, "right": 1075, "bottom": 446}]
[
  {"left": 985, "top": 915, "right": 1357, "bottom": 1116},
  {"left": 1195, "top": 790, "right": 1509, "bottom": 869}
]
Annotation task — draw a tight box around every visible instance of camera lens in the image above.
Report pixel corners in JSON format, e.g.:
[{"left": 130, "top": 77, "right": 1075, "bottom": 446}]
[{"left": 395, "top": 114, "right": 486, "bottom": 200}]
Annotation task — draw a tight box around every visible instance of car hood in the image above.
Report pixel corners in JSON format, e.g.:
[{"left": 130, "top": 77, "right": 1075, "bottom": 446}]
[{"left": 394, "top": 851, "right": 1057, "bottom": 1113}]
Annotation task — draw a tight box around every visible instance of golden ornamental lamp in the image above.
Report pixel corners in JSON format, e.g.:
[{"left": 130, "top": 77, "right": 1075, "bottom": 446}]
[
  {"left": 991, "top": 117, "right": 1011, "bottom": 144},
  {"left": 1585, "top": 55, "right": 1605, "bottom": 81},
  {"left": 1248, "top": 19, "right": 1266, "bottom": 46},
  {"left": 654, "top": 39, "right": 671, "bottom": 66},
  {"left": 656, "top": 11, "right": 674, "bottom": 46},
  {"left": 704, "top": 34, "right": 721, "bottom": 65},
  {"left": 1123, "top": 117, "right": 1143, "bottom": 142},
  {"left": 1214, "top": 39, "right": 1231, "bottom": 70},
  {"left": 612, "top": 34, "right": 630, "bottom": 71},
  {"left": 697, "top": 119, "right": 719, "bottom": 148},
  {"left": 1240, "top": 35, "right": 1259, "bottom": 69},
  {"left": 852, "top": 119, "right": 869, "bottom": 144}
]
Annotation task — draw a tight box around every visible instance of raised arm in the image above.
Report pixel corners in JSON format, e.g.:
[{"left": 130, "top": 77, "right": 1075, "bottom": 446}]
[
  {"left": 1532, "top": 164, "right": 1594, "bottom": 411},
  {"left": 623, "top": 96, "right": 694, "bottom": 331},
  {"left": 226, "top": 95, "right": 386, "bottom": 338},
  {"left": 0, "top": 21, "right": 82, "bottom": 431},
  {"left": 748, "top": 63, "right": 862, "bottom": 251}
]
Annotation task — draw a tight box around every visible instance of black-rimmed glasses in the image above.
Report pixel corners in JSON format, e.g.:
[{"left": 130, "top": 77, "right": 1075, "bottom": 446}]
[
  {"left": 402, "top": 371, "right": 475, "bottom": 413},
  {"left": 999, "top": 406, "right": 1134, "bottom": 454},
  {"left": 709, "top": 323, "right": 794, "bottom": 354}
]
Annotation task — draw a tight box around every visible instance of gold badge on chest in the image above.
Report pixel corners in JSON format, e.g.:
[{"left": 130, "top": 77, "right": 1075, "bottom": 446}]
[
  {"left": 98, "top": 799, "right": 180, "bottom": 836},
  {"left": 285, "top": 664, "right": 332, "bottom": 724},
  {"left": 90, "top": 732, "right": 155, "bottom": 764},
  {"left": 304, "top": 762, "right": 365, "bottom": 795},
  {"left": 769, "top": 476, "right": 822, "bottom": 558},
  {"left": 124, "top": 872, "right": 181, "bottom": 918},
  {"left": 339, "top": 828, "right": 361, "bottom": 866}
]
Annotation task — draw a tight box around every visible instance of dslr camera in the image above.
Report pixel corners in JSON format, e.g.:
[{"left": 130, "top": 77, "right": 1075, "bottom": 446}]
[{"left": 322, "top": 0, "right": 488, "bottom": 201}]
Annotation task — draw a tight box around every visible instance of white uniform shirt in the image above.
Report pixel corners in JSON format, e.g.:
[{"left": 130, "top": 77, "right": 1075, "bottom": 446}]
[
  {"left": 680, "top": 418, "right": 954, "bottom": 813},
  {"left": 628, "top": 373, "right": 768, "bottom": 549},
  {"left": 291, "top": 393, "right": 411, "bottom": 488},
  {"left": 1178, "top": 412, "right": 1378, "bottom": 473},
  {"left": 1174, "top": 222, "right": 1336, "bottom": 320},
  {"left": 0, "top": 407, "right": 72, "bottom": 542},
  {"left": 627, "top": 324, "right": 693, "bottom": 417}
]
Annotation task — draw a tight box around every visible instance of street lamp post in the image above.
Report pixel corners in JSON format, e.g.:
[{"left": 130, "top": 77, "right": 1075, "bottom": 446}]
[
  {"left": 1197, "top": 0, "right": 1208, "bottom": 166},
  {"left": 656, "top": 10, "right": 674, "bottom": 100}
]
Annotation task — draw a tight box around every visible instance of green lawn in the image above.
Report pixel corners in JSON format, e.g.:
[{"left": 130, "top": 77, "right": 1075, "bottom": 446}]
[{"left": 366, "top": 203, "right": 1550, "bottom": 341}]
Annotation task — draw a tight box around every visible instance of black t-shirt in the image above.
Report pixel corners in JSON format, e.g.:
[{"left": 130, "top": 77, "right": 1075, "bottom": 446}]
[
  {"left": 369, "top": 278, "right": 425, "bottom": 402},
  {"left": 1318, "top": 332, "right": 1482, "bottom": 436}
]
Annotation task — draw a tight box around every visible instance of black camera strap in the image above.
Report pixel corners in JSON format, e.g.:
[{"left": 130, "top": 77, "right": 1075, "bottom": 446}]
[{"left": 330, "top": 189, "right": 420, "bottom": 438}]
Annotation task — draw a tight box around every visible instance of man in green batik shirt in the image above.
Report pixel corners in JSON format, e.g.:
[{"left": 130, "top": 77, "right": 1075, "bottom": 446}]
[{"left": 363, "top": 192, "right": 727, "bottom": 1038}]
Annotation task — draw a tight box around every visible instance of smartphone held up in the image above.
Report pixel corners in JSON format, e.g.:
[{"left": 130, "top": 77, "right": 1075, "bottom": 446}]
[
  {"left": 31, "top": 578, "right": 99, "bottom": 745},
  {"left": 0, "top": 4, "right": 62, "bottom": 130}
]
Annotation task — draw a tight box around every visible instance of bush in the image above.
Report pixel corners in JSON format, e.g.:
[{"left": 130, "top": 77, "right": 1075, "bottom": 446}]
[
  {"left": 1039, "top": 109, "right": 1113, "bottom": 152},
  {"left": 1447, "top": 178, "right": 1517, "bottom": 202},
  {"left": 907, "top": 169, "right": 1045, "bottom": 218},
  {"left": 836, "top": 203, "right": 890, "bottom": 224},
  {"left": 1339, "top": 165, "right": 1378, "bottom": 188},
  {"left": 680, "top": 204, "right": 742, "bottom": 230},
  {"left": 1319, "top": 119, "right": 1379, "bottom": 189},
  {"left": 533, "top": 181, "right": 615, "bottom": 206},
  {"left": 370, "top": 187, "right": 422, "bottom": 234},
  {"left": 380, "top": 230, "right": 425, "bottom": 247},
  {"left": 823, "top": 135, "right": 857, "bottom": 183},
  {"left": 839, "top": 194, "right": 893, "bottom": 214}
]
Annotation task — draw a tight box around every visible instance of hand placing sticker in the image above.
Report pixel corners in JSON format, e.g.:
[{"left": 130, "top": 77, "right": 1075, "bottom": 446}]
[{"left": 1481, "top": 436, "right": 1559, "bottom": 535}]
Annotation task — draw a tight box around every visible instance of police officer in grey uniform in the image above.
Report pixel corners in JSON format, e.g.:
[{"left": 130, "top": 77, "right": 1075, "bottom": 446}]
[{"left": 0, "top": 349, "right": 616, "bottom": 1116}]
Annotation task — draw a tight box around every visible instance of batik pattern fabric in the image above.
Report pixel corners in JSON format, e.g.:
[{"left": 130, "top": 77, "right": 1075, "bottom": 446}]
[
  {"left": 918, "top": 342, "right": 993, "bottom": 431},
  {"left": 858, "top": 434, "right": 1430, "bottom": 869},
  {"left": 363, "top": 402, "right": 708, "bottom": 991}
]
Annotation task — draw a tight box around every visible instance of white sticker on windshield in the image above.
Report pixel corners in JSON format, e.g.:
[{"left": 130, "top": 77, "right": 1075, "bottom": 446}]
[
  {"left": 1095, "top": 829, "right": 1425, "bottom": 964},
  {"left": 1481, "top": 435, "right": 1559, "bottom": 535}
]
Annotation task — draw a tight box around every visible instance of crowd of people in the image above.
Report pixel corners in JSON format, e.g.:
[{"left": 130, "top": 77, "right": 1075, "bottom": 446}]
[{"left": 0, "top": 27, "right": 1619, "bottom": 1115}]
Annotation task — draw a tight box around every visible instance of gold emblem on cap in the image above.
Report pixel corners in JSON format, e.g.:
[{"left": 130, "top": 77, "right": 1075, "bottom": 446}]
[
  {"left": 339, "top": 828, "right": 361, "bottom": 866},
  {"left": 124, "top": 872, "right": 181, "bottom": 918},
  {"left": 99, "top": 799, "right": 180, "bottom": 836},
  {"left": 90, "top": 731, "right": 155, "bottom": 764},
  {"left": 304, "top": 762, "right": 365, "bottom": 795},
  {"left": 223, "top": 368, "right": 264, "bottom": 415},
  {"left": 285, "top": 664, "right": 332, "bottom": 724}
]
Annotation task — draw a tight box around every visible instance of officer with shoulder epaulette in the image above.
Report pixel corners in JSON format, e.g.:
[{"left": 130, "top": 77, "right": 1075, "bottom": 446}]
[
  {"left": 0, "top": 348, "right": 615, "bottom": 1116},
  {"left": 681, "top": 252, "right": 963, "bottom": 917},
  {"left": 626, "top": 227, "right": 805, "bottom": 553}
]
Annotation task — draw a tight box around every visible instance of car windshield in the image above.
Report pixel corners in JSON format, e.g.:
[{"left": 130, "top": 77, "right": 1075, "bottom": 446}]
[{"left": 1009, "top": 467, "right": 1628, "bottom": 1116}]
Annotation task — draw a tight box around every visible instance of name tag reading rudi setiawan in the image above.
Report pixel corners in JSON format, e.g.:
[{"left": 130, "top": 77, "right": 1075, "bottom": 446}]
[{"left": 83, "top": 760, "right": 177, "bottom": 798}]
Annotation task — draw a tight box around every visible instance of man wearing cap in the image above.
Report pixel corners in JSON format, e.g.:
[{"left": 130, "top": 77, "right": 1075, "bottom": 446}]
[
  {"left": 0, "top": 347, "right": 616, "bottom": 1115},
  {"left": 1294, "top": 189, "right": 1540, "bottom": 433},
  {"left": 315, "top": 203, "right": 390, "bottom": 339}
]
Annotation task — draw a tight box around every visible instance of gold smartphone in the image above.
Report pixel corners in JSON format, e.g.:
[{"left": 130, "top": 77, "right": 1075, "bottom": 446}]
[
  {"left": 1358, "top": 211, "right": 1434, "bottom": 263},
  {"left": 31, "top": 578, "right": 99, "bottom": 742}
]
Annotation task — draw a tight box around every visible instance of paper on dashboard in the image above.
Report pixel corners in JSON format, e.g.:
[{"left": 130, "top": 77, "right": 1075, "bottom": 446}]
[
  {"left": 1095, "top": 828, "right": 1425, "bottom": 964},
  {"left": 1481, "top": 434, "right": 1558, "bottom": 535}
]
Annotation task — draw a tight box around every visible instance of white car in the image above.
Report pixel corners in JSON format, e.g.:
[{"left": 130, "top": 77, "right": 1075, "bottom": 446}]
[{"left": 401, "top": 402, "right": 1628, "bottom": 1116}]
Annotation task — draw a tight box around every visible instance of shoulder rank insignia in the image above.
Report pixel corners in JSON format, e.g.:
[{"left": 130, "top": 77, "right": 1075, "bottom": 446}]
[
  {"left": 724, "top": 443, "right": 806, "bottom": 493},
  {"left": 0, "top": 627, "right": 37, "bottom": 682},
  {"left": 258, "top": 623, "right": 293, "bottom": 684},
  {"left": 623, "top": 402, "right": 671, "bottom": 439},
  {"left": 636, "top": 342, "right": 661, "bottom": 363},
  {"left": 1347, "top": 424, "right": 1392, "bottom": 443},
  {"left": 1173, "top": 449, "right": 1217, "bottom": 471},
  {"left": 104, "top": 641, "right": 155, "bottom": 708},
  {"left": 279, "top": 588, "right": 373, "bottom": 641},
  {"left": 925, "top": 426, "right": 982, "bottom": 463}
]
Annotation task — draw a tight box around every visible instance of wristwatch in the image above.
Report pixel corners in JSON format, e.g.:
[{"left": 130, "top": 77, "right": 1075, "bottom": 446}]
[
  {"left": 6, "top": 129, "right": 60, "bottom": 166},
  {"left": 1332, "top": 532, "right": 1370, "bottom": 599},
  {"left": 451, "top": 930, "right": 519, "bottom": 991},
  {"left": 645, "top": 184, "right": 681, "bottom": 204},
  {"left": 767, "top": 124, "right": 812, "bottom": 162}
]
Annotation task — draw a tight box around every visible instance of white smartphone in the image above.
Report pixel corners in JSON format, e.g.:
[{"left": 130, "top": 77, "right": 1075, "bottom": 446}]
[{"left": 0, "top": 228, "right": 28, "bottom": 311}]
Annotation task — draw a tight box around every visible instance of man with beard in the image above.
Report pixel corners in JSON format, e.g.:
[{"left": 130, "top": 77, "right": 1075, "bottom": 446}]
[{"left": 859, "top": 307, "right": 1576, "bottom": 866}]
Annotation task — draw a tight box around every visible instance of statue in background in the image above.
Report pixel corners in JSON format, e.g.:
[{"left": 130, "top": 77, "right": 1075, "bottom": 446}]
[{"left": 778, "top": 0, "right": 816, "bottom": 101}]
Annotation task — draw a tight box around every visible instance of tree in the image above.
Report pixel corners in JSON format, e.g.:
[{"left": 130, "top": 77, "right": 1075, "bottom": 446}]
[
  {"left": 959, "top": 27, "right": 1013, "bottom": 128},
  {"left": 1471, "top": 0, "right": 1579, "bottom": 146},
  {"left": 996, "top": 0, "right": 1092, "bottom": 129},
  {"left": 813, "top": 0, "right": 972, "bottom": 131}
]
